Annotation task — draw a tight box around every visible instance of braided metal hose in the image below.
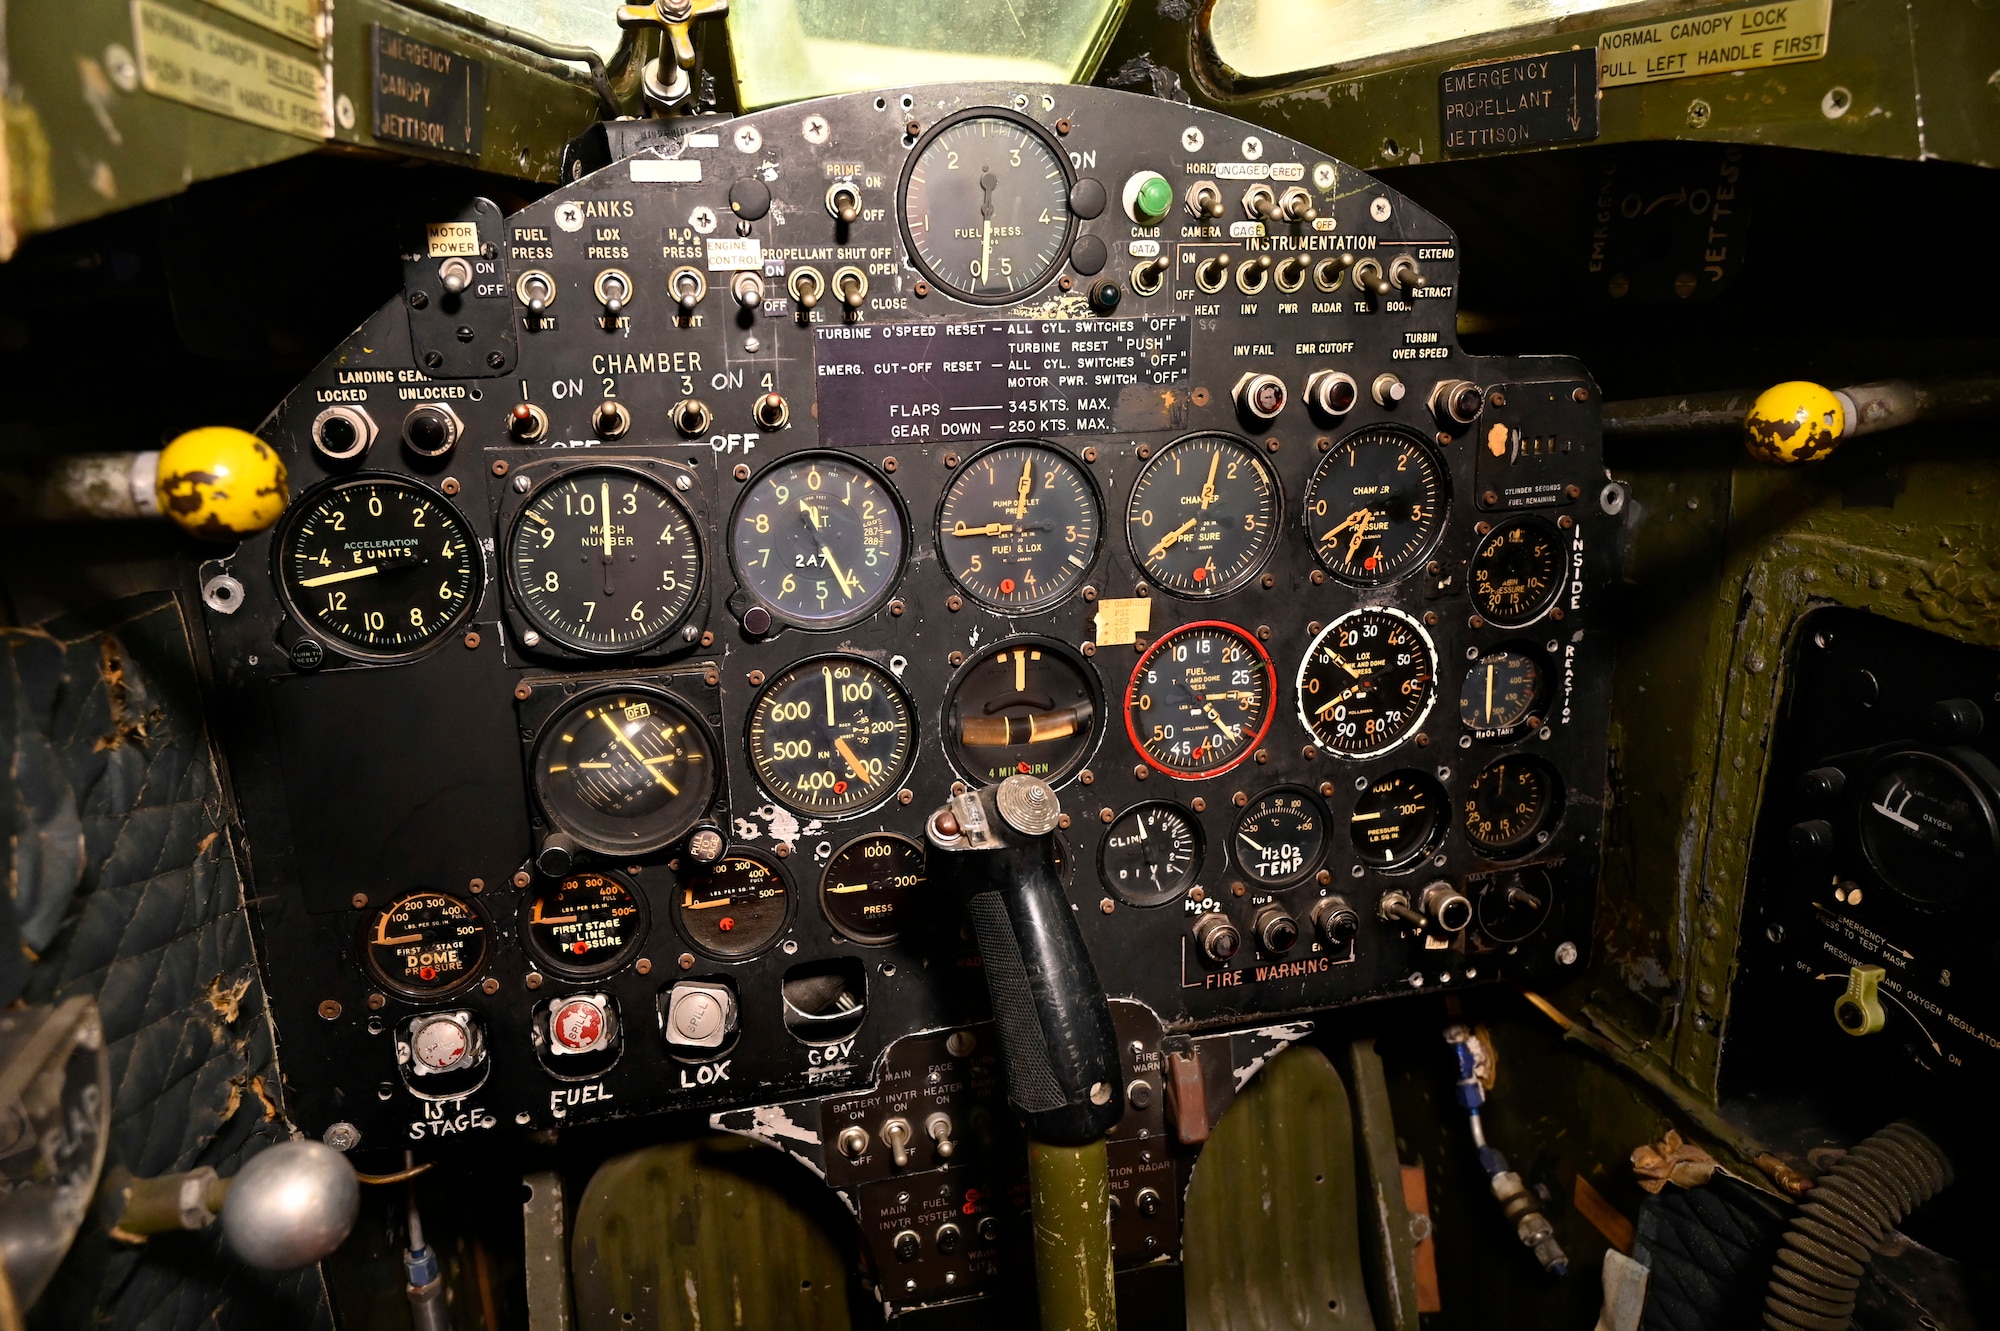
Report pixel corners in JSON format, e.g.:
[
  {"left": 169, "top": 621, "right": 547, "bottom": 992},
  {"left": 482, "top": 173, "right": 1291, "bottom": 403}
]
[{"left": 1762, "top": 1121, "right": 1954, "bottom": 1331}]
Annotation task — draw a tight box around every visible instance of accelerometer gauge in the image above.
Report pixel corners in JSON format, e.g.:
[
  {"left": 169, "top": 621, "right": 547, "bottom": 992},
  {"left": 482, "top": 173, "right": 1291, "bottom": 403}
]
[
  {"left": 279, "top": 476, "right": 479, "bottom": 656},
  {"left": 900, "top": 109, "right": 1074, "bottom": 303},
  {"left": 1234, "top": 787, "right": 1328, "bottom": 887},
  {"left": 1100, "top": 803, "right": 1205, "bottom": 906},
  {"left": 1856, "top": 750, "right": 2000, "bottom": 908},
  {"left": 937, "top": 442, "right": 1101, "bottom": 611},
  {"left": 1303, "top": 425, "right": 1449, "bottom": 585},
  {"left": 675, "top": 853, "right": 791, "bottom": 959},
  {"left": 523, "top": 868, "right": 648, "bottom": 977},
  {"left": 1463, "top": 755, "right": 1563, "bottom": 857},
  {"left": 1126, "top": 622, "right": 1277, "bottom": 779},
  {"left": 747, "top": 656, "right": 916, "bottom": 816},
  {"left": 1468, "top": 517, "right": 1566, "bottom": 627},
  {"left": 532, "top": 689, "right": 717, "bottom": 855},
  {"left": 731, "top": 453, "right": 906, "bottom": 629},
  {"left": 1297, "top": 608, "right": 1438, "bottom": 759},
  {"left": 1349, "top": 771, "right": 1447, "bottom": 870},
  {"left": 1127, "top": 433, "right": 1281, "bottom": 597},
  {"left": 945, "top": 639, "right": 1099, "bottom": 784},
  {"left": 507, "top": 466, "right": 702, "bottom": 653},
  {"left": 363, "top": 891, "right": 486, "bottom": 997},
  {"left": 820, "top": 833, "right": 926, "bottom": 945},
  {"left": 1459, "top": 650, "right": 1546, "bottom": 736}
]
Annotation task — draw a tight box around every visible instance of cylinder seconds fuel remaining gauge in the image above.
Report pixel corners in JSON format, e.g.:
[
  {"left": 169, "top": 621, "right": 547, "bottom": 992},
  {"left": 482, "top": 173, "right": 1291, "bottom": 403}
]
[
  {"left": 363, "top": 891, "right": 487, "bottom": 997},
  {"left": 524, "top": 869, "right": 648, "bottom": 977},
  {"left": 1126, "top": 622, "right": 1277, "bottom": 778}
]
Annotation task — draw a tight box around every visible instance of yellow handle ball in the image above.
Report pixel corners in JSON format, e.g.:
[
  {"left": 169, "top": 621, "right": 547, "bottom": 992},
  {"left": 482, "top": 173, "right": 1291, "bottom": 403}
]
[
  {"left": 155, "top": 427, "right": 290, "bottom": 540},
  {"left": 1744, "top": 381, "right": 1845, "bottom": 465}
]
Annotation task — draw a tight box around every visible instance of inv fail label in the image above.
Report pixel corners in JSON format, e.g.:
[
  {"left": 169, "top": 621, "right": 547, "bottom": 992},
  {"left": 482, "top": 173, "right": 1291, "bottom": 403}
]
[{"left": 1598, "top": 0, "right": 1831, "bottom": 87}]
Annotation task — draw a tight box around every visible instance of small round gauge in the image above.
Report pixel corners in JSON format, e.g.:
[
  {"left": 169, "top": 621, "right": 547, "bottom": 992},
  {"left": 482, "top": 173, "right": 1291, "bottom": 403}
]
[
  {"left": 731, "top": 454, "right": 906, "bottom": 629},
  {"left": 1469, "top": 517, "right": 1566, "bottom": 627},
  {"left": 363, "top": 891, "right": 486, "bottom": 997},
  {"left": 675, "top": 853, "right": 792, "bottom": 958},
  {"left": 1234, "top": 787, "right": 1328, "bottom": 887},
  {"left": 821, "top": 833, "right": 927, "bottom": 945},
  {"left": 938, "top": 442, "right": 1100, "bottom": 612},
  {"left": 1126, "top": 622, "right": 1277, "bottom": 779},
  {"left": 1463, "top": 756, "right": 1563, "bottom": 857},
  {"left": 945, "top": 639, "right": 1099, "bottom": 785},
  {"left": 1297, "top": 608, "right": 1438, "bottom": 758},
  {"left": 1460, "top": 650, "right": 1546, "bottom": 737},
  {"left": 523, "top": 869, "right": 648, "bottom": 977},
  {"left": 1100, "top": 803, "right": 1205, "bottom": 906},
  {"left": 1127, "top": 433, "right": 1281, "bottom": 597},
  {"left": 1349, "top": 771, "right": 1448, "bottom": 870},
  {"left": 532, "top": 689, "right": 717, "bottom": 855},
  {"left": 507, "top": 466, "right": 702, "bottom": 653},
  {"left": 1303, "top": 425, "right": 1450, "bottom": 585},
  {"left": 279, "top": 476, "right": 479, "bottom": 655},
  {"left": 900, "top": 109, "right": 1075, "bottom": 304},
  {"left": 1856, "top": 750, "right": 2000, "bottom": 908},
  {"left": 747, "top": 656, "right": 916, "bottom": 816}
]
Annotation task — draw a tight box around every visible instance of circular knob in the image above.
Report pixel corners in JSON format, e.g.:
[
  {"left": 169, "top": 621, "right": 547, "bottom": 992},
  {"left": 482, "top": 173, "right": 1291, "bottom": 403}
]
[
  {"left": 1798, "top": 766, "right": 1846, "bottom": 804},
  {"left": 1927, "top": 698, "right": 1985, "bottom": 738},
  {"left": 1430, "top": 380, "right": 1483, "bottom": 426},
  {"left": 1088, "top": 280, "right": 1122, "bottom": 314},
  {"left": 1371, "top": 373, "right": 1406, "bottom": 407},
  {"left": 401, "top": 405, "right": 460, "bottom": 459},
  {"left": 1254, "top": 906, "right": 1298, "bottom": 954},
  {"left": 935, "top": 1222, "right": 961, "bottom": 1254},
  {"left": 155, "top": 427, "right": 291, "bottom": 540},
  {"left": 536, "top": 834, "right": 577, "bottom": 877},
  {"left": 1744, "top": 380, "right": 1845, "bottom": 465},
  {"left": 1308, "top": 370, "right": 1359, "bottom": 418},
  {"left": 1789, "top": 820, "right": 1835, "bottom": 857},
  {"left": 1420, "top": 882, "right": 1472, "bottom": 933},
  {"left": 220, "top": 1142, "right": 360, "bottom": 1270},
  {"left": 1311, "top": 897, "right": 1360, "bottom": 946},
  {"left": 1234, "top": 372, "right": 1288, "bottom": 421},
  {"left": 1136, "top": 1187, "right": 1162, "bottom": 1216},
  {"left": 893, "top": 1230, "right": 921, "bottom": 1262},
  {"left": 1193, "top": 913, "right": 1241, "bottom": 964}
]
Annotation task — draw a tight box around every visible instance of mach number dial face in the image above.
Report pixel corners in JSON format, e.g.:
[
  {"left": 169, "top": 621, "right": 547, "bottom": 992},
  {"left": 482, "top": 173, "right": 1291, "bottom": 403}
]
[
  {"left": 363, "top": 892, "right": 486, "bottom": 997},
  {"left": 1297, "top": 609, "right": 1437, "bottom": 759},
  {"left": 1304, "top": 426, "right": 1448, "bottom": 585},
  {"left": 901, "top": 111, "right": 1074, "bottom": 303},
  {"left": 731, "top": 454, "right": 904, "bottom": 628},
  {"left": 938, "top": 443, "right": 1100, "bottom": 611},
  {"left": 1468, "top": 517, "right": 1565, "bottom": 627},
  {"left": 281, "top": 477, "right": 478, "bottom": 655},
  {"left": 524, "top": 870, "right": 647, "bottom": 977},
  {"left": 747, "top": 657, "right": 916, "bottom": 816},
  {"left": 532, "top": 690, "right": 716, "bottom": 855},
  {"left": 1126, "top": 622, "right": 1276, "bottom": 779},
  {"left": 1127, "top": 434, "right": 1280, "bottom": 597},
  {"left": 508, "top": 466, "right": 702, "bottom": 653}
]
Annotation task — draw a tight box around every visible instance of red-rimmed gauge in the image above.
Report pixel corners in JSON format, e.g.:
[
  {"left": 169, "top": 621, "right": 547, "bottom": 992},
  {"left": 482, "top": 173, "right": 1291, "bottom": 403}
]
[{"left": 1124, "top": 621, "right": 1277, "bottom": 779}]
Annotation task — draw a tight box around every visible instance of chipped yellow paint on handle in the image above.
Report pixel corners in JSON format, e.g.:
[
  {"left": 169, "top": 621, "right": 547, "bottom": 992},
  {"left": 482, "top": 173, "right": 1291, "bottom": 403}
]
[
  {"left": 1744, "top": 380, "right": 1846, "bottom": 465},
  {"left": 1028, "top": 1139, "right": 1116, "bottom": 1331},
  {"left": 155, "top": 427, "right": 290, "bottom": 540}
]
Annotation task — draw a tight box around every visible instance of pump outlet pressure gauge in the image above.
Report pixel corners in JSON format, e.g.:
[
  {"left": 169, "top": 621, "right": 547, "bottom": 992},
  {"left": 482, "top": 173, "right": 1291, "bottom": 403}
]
[
  {"left": 901, "top": 109, "right": 1074, "bottom": 303},
  {"left": 937, "top": 442, "right": 1100, "bottom": 612}
]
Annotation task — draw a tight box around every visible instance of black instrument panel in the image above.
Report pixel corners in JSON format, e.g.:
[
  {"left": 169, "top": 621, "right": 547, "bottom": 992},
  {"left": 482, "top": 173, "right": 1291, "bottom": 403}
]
[{"left": 195, "top": 83, "right": 1617, "bottom": 1157}]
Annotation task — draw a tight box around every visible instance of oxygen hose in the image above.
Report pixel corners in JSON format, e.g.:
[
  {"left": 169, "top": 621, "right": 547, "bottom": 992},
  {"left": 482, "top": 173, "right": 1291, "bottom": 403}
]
[{"left": 1761, "top": 1121, "right": 1954, "bottom": 1331}]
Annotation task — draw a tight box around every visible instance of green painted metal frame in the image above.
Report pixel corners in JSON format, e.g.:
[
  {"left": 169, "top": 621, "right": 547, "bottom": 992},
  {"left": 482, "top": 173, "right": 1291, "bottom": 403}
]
[{"left": 1027, "top": 1139, "right": 1119, "bottom": 1331}]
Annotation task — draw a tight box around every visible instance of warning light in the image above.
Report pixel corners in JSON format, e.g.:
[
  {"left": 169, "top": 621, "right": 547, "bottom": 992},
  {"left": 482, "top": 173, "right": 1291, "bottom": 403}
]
[
  {"left": 572, "top": 940, "right": 589, "bottom": 954},
  {"left": 719, "top": 916, "right": 735, "bottom": 932},
  {"left": 999, "top": 577, "right": 1017, "bottom": 594}
]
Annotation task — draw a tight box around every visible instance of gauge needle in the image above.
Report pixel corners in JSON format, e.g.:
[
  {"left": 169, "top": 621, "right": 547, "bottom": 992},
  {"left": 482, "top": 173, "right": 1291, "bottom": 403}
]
[
  {"left": 979, "top": 218, "right": 993, "bottom": 290},
  {"left": 834, "top": 737, "right": 873, "bottom": 784},
  {"left": 800, "top": 502, "right": 857, "bottom": 597},
  {"left": 375, "top": 930, "right": 422, "bottom": 945},
  {"left": 1319, "top": 507, "right": 1371, "bottom": 549},
  {"left": 823, "top": 666, "right": 836, "bottom": 725},
  {"left": 1238, "top": 832, "right": 1269, "bottom": 854},
  {"left": 601, "top": 481, "right": 616, "bottom": 595},
  {"left": 530, "top": 903, "right": 576, "bottom": 924},
  {"left": 1202, "top": 702, "right": 1241, "bottom": 742},
  {"left": 1014, "top": 455, "right": 1034, "bottom": 520},
  {"left": 952, "top": 521, "right": 1014, "bottom": 537},
  {"left": 1485, "top": 665, "right": 1494, "bottom": 722},
  {"left": 683, "top": 892, "right": 731, "bottom": 909},
  {"left": 600, "top": 713, "right": 678, "bottom": 794},
  {"left": 1200, "top": 449, "right": 1220, "bottom": 509},
  {"left": 1147, "top": 518, "right": 1198, "bottom": 560},
  {"left": 298, "top": 564, "right": 380, "bottom": 588}
]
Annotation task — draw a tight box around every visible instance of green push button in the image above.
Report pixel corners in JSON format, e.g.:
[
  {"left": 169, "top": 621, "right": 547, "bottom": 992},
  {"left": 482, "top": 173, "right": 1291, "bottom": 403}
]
[{"left": 1126, "top": 172, "right": 1173, "bottom": 225}]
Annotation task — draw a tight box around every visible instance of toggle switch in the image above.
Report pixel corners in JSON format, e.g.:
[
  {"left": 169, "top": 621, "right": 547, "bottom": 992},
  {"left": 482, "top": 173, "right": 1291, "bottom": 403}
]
[
  {"left": 1390, "top": 256, "right": 1425, "bottom": 290},
  {"left": 1131, "top": 256, "right": 1169, "bottom": 295},
  {"left": 731, "top": 270, "right": 765, "bottom": 311},
  {"left": 880, "top": 1117, "right": 914, "bottom": 1168},
  {"left": 670, "top": 266, "right": 706, "bottom": 313},
  {"left": 508, "top": 402, "right": 548, "bottom": 442},
  {"left": 1241, "top": 183, "right": 1280, "bottom": 222},
  {"left": 1275, "top": 255, "right": 1310, "bottom": 292},
  {"left": 1196, "top": 254, "right": 1231, "bottom": 292},
  {"left": 437, "top": 256, "right": 473, "bottom": 294},
  {"left": 834, "top": 266, "right": 867, "bottom": 316},
  {"left": 926, "top": 1112, "right": 956, "bottom": 1160},
  {"left": 788, "top": 266, "right": 823, "bottom": 318},
  {"left": 594, "top": 268, "right": 633, "bottom": 314},
  {"left": 754, "top": 393, "right": 790, "bottom": 429},
  {"left": 592, "top": 401, "right": 631, "bottom": 439},
  {"left": 673, "top": 398, "right": 713, "bottom": 437},
  {"left": 836, "top": 1125, "right": 869, "bottom": 1159},
  {"left": 1313, "top": 253, "right": 1356, "bottom": 291},
  {"left": 1352, "top": 258, "right": 1390, "bottom": 297},
  {"left": 1278, "top": 187, "right": 1317, "bottom": 222},
  {"left": 825, "top": 182, "right": 861, "bottom": 224},
  {"left": 515, "top": 269, "right": 555, "bottom": 312},
  {"left": 1185, "top": 181, "right": 1226, "bottom": 219}
]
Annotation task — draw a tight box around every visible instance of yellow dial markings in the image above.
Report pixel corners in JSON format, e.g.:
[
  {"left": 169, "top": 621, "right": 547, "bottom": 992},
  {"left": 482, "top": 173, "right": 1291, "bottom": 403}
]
[{"left": 600, "top": 712, "right": 679, "bottom": 795}]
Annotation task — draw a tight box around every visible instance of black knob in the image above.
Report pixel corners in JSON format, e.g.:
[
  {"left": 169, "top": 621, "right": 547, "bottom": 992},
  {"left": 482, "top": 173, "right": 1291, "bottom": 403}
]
[
  {"left": 741, "top": 606, "right": 772, "bottom": 636},
  {"left": 1193, "top": 914, "right": 1240, "bottom": 964},
  {"left": 403, "top": 405, "right": 458, "bottom": 458},
  {"left": 1136, "top": 1187, "right": 1161, "bottom": 1217},
  {"left": 1798, "top": 766, "right": 1846, "bottom": 804},
  {"left": 1088, "top": 280, "right": 1121, "bottom": 313},
  {"left": 536, "top": 834, "right": 577, "bottom": 877},
  {"left": 1254, "top": 906, "right": 1298, "bottom": 954},
  {"left": 976, "top": 1215, "right": 999, "bottom": 1243},
  {"left": 1927, "top": 698, "right": 1985, "bottom": 738},
  {"left": 934, "top": 1223, "right": 961, "bottom": 1255},
  {"left": 728, "top": 176, "right": 772, "bottom": 221},
  {"left": 1312, "top": 897, "right": 1359, "bottom": 946},
  {"left": 893, "top": 1230, "right": 920, "bottom": 1262},
  {"left": 1789, "top": 820, "right": 1835, "bottom": 857}
]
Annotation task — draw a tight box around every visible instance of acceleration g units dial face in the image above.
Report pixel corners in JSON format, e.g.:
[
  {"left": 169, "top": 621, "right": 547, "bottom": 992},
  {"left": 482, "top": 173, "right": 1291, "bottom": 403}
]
[
  {"left": 278, "top": 476, "right": 480, "bottom": 658},
  {"left": 900, "top": 108, "right": 1076, "bottom": 304}
]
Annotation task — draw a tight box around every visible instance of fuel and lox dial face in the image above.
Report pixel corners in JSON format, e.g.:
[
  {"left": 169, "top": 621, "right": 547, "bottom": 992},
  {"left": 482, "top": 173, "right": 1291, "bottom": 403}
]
[
  {"left": 280, "top": 477, "right": 479, "bottom": 656},
  {"left": 747, "top": 656, "right": 916, "bottom": 816},
  {"left": 1127, "top": 433, "right": 1281, "bottom": 597},
  {"left": 937, "top": 442, "right": 1101, "bottom": 611},
  {"left": 731, "top": 453, "right": 905, "bottom": 628},
  {"left": 507, "top": 466, "right": 702, "bottom": 653},
  {"left": 676, "top": 853, "right": 792, "bottom": 959},
  {"left": 1297, "top": 608, "right": 1438, "bottom": 759},
  {"left": 901, "top": 110, "right": 1074, "bottom": 304},
  {"left": 363, "top": 891, "right": 487, "bottom": 997},
  {"left": 1126, "top": 622, "right": 1277, "bottom": 778},
  {"left": 1303, "top": 426, "right": 1449, "bottom": 585}
]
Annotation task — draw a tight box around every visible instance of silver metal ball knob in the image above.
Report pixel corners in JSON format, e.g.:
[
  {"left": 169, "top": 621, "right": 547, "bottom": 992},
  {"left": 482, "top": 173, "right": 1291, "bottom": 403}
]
[{"left": 220, "top": 1141, "right": 359, "bottom": 1269}]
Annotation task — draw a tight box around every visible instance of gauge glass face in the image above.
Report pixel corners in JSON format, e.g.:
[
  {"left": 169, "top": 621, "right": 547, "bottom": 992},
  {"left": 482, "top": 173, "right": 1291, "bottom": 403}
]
[
  {"left": 1857, "top": 752, "right": 2000, "bottom": 907},
  {"left": 1349, "top": 771, "right": 1447, "bottom": 870},
  {"left": 1100, "top": 803, "right": 1204, "bottom": 906},
  {"left": 1468, "top": 518, "right": 1566, "bottom": 627},
  {"left": 731, "top": 454, "right": 905, "bottom": 628},
  {"left": 747, "top": 657, "right": 916, "bottom": 816},
  {"left": 821, "top": 834, "right": 926, "bottom": 945},
  {"left": 508, "top": 467, "right": 702, "bottom": 653},
  {"left": 1297, "top": 609, "right": 1438, "bottom": 758},
  {"left": 1127, "top": 434, "right": 1281, "bottom": 597},
  {"left": 676, "top": 854, "right": 791, "bottom": 958},
  {"left": 1303, "top": 426, "right": 1449, "bottom": 585},
  {"left": 938, "top": 443, "right": 1100, "bottom": 611},
  {"left": 1463, "top": 756, "right": 1562, "bottom": 857},
  {"left": 364, "top": 892, "right": 486, "bottom": 996},
  {"left": 533, "top": 690, "right": 716, "bottom": 854},
  {"left": 281, "top": 478, "right": 478, "bottom": 654},
  {"left": 945, "top": 639, "right": 1099, "bottom": 785},
  {"left": 901, "top": 112, "right": 1074, "bottom": 303},
  {"left": 1234, "top": 788, "right": 1327, "bottom": 887},
  {"left": 1460, "top": 651, "right": 1545, "bottom": 736},
  {"left": 524, "top": 869, "right": 647, "bottom": 976},
  {"left": 1126, "top": 622, "right": 1276, "bottom": 778}
]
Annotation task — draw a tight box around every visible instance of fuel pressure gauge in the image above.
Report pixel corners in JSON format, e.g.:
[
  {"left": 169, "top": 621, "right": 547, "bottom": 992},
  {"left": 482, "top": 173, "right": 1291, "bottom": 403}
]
[{"left": 901, "top": 110, "right": 1074, "bottom": 303}]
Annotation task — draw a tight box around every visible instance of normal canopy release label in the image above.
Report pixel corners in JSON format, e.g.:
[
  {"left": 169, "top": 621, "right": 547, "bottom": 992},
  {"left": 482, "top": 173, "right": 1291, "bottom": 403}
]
[{"left": 1597, "top": 0, "right": 1831, "bottom": 87}]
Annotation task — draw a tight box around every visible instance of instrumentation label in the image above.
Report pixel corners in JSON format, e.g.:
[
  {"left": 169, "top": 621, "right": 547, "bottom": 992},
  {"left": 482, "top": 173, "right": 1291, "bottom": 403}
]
[
  {"left": 1440, "top": 49, "right": 1599, "bottom": 156},
  {"left": 812, "top": 316, "right": 1192, "bottom": 446},
  {"left": 371, "top": 23, "right": 483, "bottom": 157},
  {"left": 1597, "top": 0, "right": 1830, "bottom": 88},
  {"left": 131, "top": 0, "right": 330, "bottom": 140}
]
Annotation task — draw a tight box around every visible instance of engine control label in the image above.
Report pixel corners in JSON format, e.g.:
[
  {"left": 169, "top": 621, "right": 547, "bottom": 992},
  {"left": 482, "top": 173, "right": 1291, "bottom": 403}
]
[
  {"left": 812, "top": 316, "right": 1192, "bottom": 445},
  {"left": 1440, "top": 49, "right": 1599, "bottom": 156},
  {"left": 1597, "top": 0, "right": 1831, "bottom": 88}
]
